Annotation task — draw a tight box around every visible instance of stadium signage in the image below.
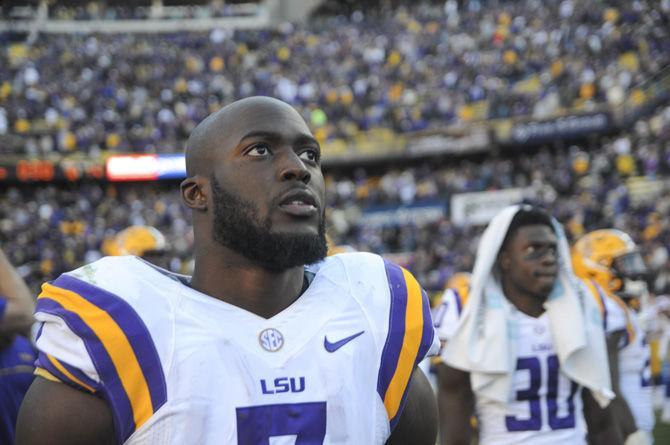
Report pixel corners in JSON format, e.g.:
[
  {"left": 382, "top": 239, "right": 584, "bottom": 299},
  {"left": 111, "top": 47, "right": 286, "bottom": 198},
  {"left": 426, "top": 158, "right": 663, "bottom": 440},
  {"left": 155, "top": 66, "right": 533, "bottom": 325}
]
[
  {"left": 156, "top": 154, "right": 187, "bottom": 179},
  {"left": 406, "top": 128, "right": 490, "bottom": 156},
  {"left": 106, "top": 154, "right": 186, "bottom": 181},
  {"left": 451, "top": 188, "right": 537, "bottom": 226},
  {"left": 16, "top": 160, "right": 55, "bottom": 182},
  {"left": 508, "top": 112, "right": 611, "bottom": 145},
  {"left": 360, "top": 202, "right": 445, "bottom": 227},
  {"left": 106, "top": 155, "right": 160, "bottom": 181},
  {"left": 0, "top": 159, "right": 104, "bottom": 182}
]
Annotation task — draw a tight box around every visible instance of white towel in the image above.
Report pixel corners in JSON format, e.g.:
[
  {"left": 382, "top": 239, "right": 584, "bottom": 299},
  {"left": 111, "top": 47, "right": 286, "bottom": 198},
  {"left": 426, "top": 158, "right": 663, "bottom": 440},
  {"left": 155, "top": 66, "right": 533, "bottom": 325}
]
[{"left": 442, "top": 204, "right": 614, "bottom": 407}]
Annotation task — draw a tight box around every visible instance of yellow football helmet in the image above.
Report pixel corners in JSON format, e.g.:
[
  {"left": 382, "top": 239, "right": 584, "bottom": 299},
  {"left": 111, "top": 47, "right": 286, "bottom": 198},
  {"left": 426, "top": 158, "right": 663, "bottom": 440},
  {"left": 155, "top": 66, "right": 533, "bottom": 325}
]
[
  {"left": 103, "top": 225, "right": 167, "bottom": 257},
  {"left": 572, "top": 229, "right": 647, "bottom": 295},
  {"left": 446, "top": 272, "right": 471, "bottom": 300}
]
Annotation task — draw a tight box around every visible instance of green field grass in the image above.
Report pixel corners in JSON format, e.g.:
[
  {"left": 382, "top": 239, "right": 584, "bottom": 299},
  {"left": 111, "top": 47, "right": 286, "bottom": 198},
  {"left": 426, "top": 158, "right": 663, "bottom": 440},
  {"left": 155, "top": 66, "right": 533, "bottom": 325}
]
[{"left": 654, "top": 414, "right": 670, "bottom": 444}]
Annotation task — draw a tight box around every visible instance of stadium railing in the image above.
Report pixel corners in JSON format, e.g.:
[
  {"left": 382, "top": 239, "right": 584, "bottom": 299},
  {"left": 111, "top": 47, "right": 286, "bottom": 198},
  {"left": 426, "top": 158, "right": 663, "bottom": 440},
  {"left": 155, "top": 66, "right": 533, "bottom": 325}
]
[{"left": 0, "top": 2, "right": 270, "bottom": 33}]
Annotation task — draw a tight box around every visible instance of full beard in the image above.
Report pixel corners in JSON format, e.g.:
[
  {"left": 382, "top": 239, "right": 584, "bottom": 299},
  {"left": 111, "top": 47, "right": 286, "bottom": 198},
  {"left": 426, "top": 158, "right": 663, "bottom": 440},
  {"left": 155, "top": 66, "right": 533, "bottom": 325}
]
[{"left": 211, "top": 176, "right": 328, "bottom": 270}]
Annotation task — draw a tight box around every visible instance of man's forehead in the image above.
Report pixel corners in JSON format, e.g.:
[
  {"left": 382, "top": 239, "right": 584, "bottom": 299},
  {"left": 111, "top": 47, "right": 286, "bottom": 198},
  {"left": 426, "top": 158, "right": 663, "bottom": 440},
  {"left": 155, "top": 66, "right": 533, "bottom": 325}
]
[
  {"left": 516, "top": 224, "right": 557, "bottom": 242},
  {"left": 228, "top": 99, "right": 307, "bottom": 128},
  {"left": 185, "top": 97, "right": 313, "bottom": 175},
  {"left": 219, "top": 105, "right": 310, "bottom": 145}
]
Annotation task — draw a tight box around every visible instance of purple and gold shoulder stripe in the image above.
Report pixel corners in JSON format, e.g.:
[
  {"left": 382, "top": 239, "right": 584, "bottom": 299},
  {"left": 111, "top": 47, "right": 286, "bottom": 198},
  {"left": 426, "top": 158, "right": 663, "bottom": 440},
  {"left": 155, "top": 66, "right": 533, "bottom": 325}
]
[
  {"left": 377, "top": 260, "right": 434, "bottom": 431},
  {"left": 35, "top": 352, "right": 99, "bottom": 394},
  {"left": 35, "top": 274, "right": 167, "bottom": 444}
]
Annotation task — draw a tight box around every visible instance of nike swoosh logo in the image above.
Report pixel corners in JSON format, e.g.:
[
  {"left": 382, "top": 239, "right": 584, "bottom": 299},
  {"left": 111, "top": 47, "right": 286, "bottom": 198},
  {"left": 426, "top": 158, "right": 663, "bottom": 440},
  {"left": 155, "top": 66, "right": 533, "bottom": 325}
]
[{"left": 324, "top": 331, "right": 365, "bottom": 353}]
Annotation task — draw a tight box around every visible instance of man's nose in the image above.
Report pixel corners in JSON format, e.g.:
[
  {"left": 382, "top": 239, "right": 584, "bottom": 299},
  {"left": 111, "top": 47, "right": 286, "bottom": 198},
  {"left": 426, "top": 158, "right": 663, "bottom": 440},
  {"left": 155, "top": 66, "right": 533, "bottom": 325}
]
[
  {"left": 541, "top": 249, "right": 557, "bottom": 264},
  {"left": 278, "top": 151, "right": 311, "bottom": 184}
]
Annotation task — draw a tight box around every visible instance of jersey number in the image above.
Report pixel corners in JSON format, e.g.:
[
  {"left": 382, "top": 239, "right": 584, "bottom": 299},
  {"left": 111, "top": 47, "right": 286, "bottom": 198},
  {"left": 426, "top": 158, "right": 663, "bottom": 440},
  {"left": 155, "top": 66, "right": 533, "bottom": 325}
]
[
  {"left": 236, "top": 402, "right": 327, "bottom": 444},
  {"left": 505, "top": 355, "right": 578, "bottom": 432}
]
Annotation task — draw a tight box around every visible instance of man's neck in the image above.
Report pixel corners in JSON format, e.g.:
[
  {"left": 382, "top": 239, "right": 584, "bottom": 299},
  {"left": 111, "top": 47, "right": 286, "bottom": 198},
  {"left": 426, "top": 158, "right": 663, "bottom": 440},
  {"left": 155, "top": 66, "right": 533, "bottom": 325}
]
[
  {"left": 502, "top": 283, "right": 547, "bottom": 318},
  {"left": 189, "top": 246, "right": 306, "bottom": 319}
]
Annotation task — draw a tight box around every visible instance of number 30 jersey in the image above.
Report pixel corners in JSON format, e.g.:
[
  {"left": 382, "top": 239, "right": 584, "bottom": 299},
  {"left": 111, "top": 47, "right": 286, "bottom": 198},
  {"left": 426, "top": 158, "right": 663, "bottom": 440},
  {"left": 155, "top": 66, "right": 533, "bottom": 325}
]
[
  {"left": 32, "top": 253, "right": 438, "bottom": 445},
  {"left": 475, "top": 310, "right": 586, "bottom": 445},
  {"left": 434, "top": 281, "right": 618, "bottom": 445}
]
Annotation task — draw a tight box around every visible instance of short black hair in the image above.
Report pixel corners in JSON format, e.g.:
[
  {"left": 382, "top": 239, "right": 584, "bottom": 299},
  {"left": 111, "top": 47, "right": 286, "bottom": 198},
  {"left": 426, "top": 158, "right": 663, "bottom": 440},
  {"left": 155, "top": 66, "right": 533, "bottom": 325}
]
[{"left": 501, "top": 207, "right": 554, "bottom": 249}]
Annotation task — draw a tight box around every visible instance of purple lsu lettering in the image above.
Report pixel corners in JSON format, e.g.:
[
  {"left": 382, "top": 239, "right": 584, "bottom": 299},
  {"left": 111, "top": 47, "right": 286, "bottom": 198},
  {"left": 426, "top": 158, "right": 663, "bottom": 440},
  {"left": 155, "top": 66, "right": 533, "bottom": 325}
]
[{"left": 261, "top": 377, "right": 306, "bottom": 394}]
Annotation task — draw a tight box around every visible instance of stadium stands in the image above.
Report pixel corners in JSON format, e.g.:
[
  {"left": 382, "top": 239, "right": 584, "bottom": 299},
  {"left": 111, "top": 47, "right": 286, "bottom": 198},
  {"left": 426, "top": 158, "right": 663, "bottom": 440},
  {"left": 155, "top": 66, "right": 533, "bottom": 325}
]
[
  {"left": 0, "top": 0, "right": 669, "bottom": 295},
  {"left": 1, "top": 104, "right": 667, "bottom": 294},
  {"left": 3, "top": 2, "right": 670, "bottom": 442},
  {"left": 1, "top": 0, "right": 668, "bottom": 155}
]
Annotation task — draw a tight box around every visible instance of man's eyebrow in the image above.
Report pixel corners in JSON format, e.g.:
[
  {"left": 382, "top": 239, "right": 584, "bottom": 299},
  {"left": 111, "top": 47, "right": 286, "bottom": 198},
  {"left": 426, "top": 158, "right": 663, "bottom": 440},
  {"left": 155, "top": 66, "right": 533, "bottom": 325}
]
[
  {"left": 528, "top": 239, "right": 557, "bottom": 245},
  {"left": 238, "top": 131, "right": 319, "bottom": 147},
  {"left": 238, "top": 130, "right": 280, "bottom": 143},
  {"left": 294, "top": 134, "right": 320, "bottom": 147}
]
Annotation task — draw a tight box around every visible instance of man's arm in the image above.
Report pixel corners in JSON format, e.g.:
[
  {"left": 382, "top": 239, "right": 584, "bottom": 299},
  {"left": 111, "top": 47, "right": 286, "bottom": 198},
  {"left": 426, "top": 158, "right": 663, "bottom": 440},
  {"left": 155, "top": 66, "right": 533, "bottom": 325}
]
[
  {"left": 605, "top": 330, "right": 638, "bottom": 439},
  {"left": 582, "top": 329, "right": 635, "bottom": 445},
  {"left": 0, "top": 248, "right": 34, "bottom": 336},
  {"left": 386, "top": 368, "right": 438, "bottom": 445},
  {"left": 582, "top": 387, "right": 623, "bottom": 445},
  {"left": 15, "top": 377, "right": 116, "bottom": 445},
  {"left": 436, "top": 362, "right": 474, "bottom": 445}
]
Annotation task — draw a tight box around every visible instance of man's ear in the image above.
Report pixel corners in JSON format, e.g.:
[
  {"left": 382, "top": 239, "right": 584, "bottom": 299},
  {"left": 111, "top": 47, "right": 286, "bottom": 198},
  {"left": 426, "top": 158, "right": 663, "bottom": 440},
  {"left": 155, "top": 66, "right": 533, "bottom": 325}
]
[{"left": 181, "top": 175, "right": 208, "bottom": 211}]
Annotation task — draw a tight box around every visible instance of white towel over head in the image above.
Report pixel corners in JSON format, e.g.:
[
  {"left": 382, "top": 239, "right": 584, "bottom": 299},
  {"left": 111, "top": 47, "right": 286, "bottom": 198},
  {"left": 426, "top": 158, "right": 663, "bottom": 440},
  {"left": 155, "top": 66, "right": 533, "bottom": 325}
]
[{"left": 442, "top": 204, "right": 614, "bottom": 407}]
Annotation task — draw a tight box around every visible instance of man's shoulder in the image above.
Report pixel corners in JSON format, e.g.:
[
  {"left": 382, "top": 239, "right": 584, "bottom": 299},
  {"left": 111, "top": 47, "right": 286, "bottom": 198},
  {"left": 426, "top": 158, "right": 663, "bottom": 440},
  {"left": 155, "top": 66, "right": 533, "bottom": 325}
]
[
  {"left": 315, "top": 251, "right": 384, "bottom": 269},
  {"left": 309, "top": 252, "right": 385, "bottom": 286},
  {"left": 64, "top": 255, "right": 143, "bottom": 282},
  {"left": 38, "top": 256, "right": 179, "bottom": 321},
  {"left": 317, "top": 252, "right": 419, "bottom": 281},
  {"left": 313, "top": 252, "right": 425, "bottom": 301},
  {"left": 67, "top": 255, "right": 179, "bottom": 287},
  {"left": 32, "top": 257, "right": 171, "bottom": 444}
]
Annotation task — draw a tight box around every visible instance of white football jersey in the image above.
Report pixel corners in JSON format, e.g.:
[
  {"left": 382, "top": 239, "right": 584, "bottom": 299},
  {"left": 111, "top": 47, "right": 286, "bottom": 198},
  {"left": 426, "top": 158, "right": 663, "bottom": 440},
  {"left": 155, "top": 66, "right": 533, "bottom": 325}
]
[
  {"left": 433, "top": 288, "right": 467, "bottom": 348},
  {"left": 432, "top": 281, "right": 624, "bottom": 445},
  {"left": 582, "top": 279, "right": 627, "bottom": 336},
  {"left": 618, "top": 310, "right": 654, "bottom": 433},
  {"left": 475, "top": 310, "right": 587, "bottom": 445},
  {"left": 583, "top": 281, "right": 655, "bottom": 433},
  {"left": 33, "top": 253, "right": 438, "bottom": 445}
]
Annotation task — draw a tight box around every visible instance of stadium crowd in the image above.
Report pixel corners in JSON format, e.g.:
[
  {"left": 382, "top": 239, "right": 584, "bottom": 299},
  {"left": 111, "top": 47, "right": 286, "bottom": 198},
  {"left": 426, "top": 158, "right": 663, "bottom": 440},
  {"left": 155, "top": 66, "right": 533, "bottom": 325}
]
[
  {"left": 1, "top": 0, "right": 669, "bottom": 155},
  {"left": 1, "top": 103, "right": 668, "bottom": 296},
  {"left": 2, "top": 1, "right": 670, "bottom": 443}
]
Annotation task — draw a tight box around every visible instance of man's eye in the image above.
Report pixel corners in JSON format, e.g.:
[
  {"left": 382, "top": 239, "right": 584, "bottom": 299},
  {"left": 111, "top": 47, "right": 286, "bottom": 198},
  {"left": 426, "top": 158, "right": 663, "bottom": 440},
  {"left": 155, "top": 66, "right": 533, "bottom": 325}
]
[
  {"left": 299, "top": 149, "right": 319, "bottom": 162},
  {"left": 247, "top": 145, "right": 271, "bottom": 157}
]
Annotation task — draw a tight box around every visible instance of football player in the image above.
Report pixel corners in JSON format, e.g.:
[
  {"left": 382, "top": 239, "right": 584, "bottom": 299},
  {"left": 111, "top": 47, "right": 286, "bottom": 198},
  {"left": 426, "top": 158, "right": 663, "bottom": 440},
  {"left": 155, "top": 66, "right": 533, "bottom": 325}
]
[
  {"left": 433, "top": 272, "right": 471, "bottom": 353},
  {"left": 431, "top": 272, "right": 472, "bottom": 441},
  {"left": 16, "top": 97, "right": 439, "bottom": 445},
  {"left": 651, "top": 294, "right": 670, "bottom": 422},
  {"left": 573, "top": 229, "right": 656, "bottom": 443},
  {"left": 0, "top": 247, "right": 36, "bottom": 444},
  {"left": 437, "top": 206, "right": 624, "bottom": 445},
  {"left": 102, "top": 225, "right": 170, "bottom": 268}
]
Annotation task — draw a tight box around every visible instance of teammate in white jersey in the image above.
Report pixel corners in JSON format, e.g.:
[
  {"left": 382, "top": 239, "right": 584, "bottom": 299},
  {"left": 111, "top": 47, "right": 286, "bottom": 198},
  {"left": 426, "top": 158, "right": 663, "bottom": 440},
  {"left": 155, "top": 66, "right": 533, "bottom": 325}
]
[
  {"left": 433, "top": 272, "right": 471, "bottom": 354},
  {"left": 437, "top": 207, "right": 623, "bottom": 445},
  {"left": 15, "top": 97, "right": 439, "bottom": 445},
  {"left": 573, "top": 229, "right": 656, "bottom": 444},
  {"left": 434, "top": 262, "right": 638, "bottom": 444}
]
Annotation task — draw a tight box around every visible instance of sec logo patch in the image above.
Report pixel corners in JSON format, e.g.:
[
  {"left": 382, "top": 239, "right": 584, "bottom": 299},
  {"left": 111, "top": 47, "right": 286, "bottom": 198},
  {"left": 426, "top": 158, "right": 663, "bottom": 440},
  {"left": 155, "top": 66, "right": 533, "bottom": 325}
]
[{"left": 258, "top": 328, "right": 284, "bottom": 352}]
